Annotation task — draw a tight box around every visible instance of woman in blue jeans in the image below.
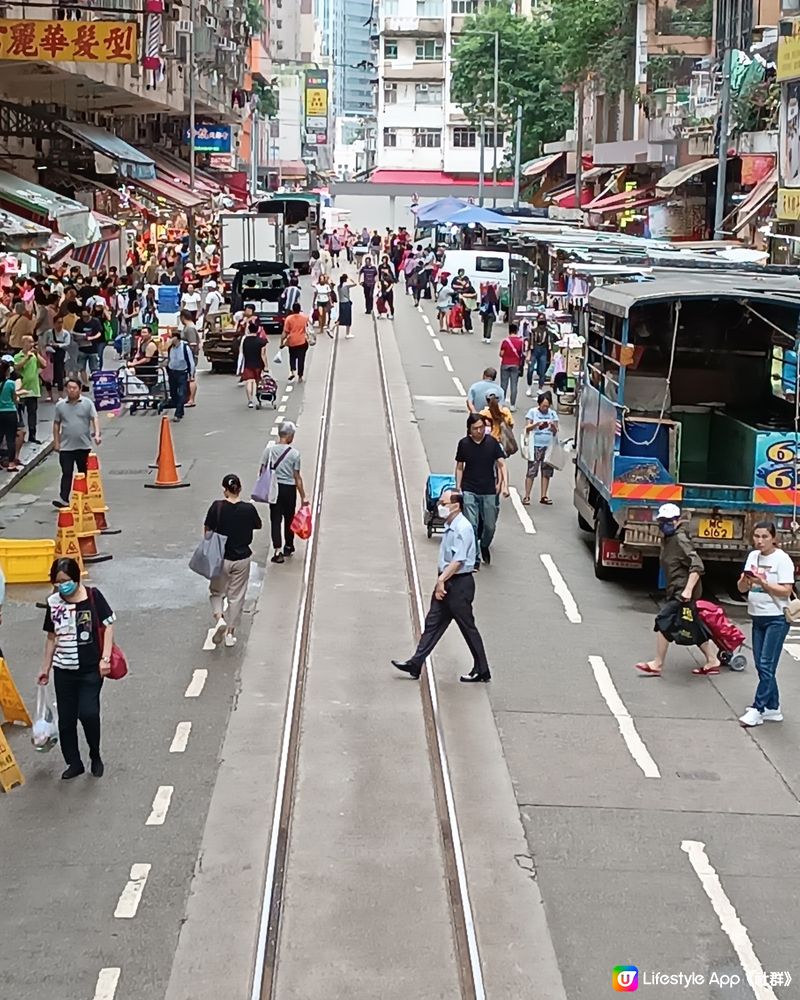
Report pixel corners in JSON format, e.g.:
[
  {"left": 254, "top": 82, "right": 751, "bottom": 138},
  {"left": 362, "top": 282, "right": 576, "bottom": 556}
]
[{"left": 737, "top": 521, "right": 794, "bottom": 727}]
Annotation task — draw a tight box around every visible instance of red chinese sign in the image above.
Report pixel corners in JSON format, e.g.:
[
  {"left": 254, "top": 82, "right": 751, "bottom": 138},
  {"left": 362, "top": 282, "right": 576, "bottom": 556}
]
[{"left": 0, "top": 18, "right": 138, "bottom": 63}]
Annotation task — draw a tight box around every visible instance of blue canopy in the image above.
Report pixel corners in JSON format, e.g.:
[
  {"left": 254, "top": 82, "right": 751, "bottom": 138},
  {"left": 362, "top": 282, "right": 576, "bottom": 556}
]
[
  {"left": 415, "top": 196, "right": 468, "bottom": 224},
  {"left": 442, "top": 205, "right": 518, "bottom": 226}
]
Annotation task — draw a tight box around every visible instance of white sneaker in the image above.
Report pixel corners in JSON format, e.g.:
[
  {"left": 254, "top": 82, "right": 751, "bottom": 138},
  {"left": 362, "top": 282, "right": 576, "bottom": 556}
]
[
  {"left": 739, "top": 707, "right": 764, "bottom": 727},
  {"left": 247, "top": 401, "right": 254, "bottom": 408},
  {"left": 210, "top": 618, "right": 227, "bottom": 646},
  {"left": 510, "top": 405, "right": 517, "bottom": 412},
  {"left": 762, "top": 707, "right": 783, "bottom": 722},
  {"left": 345, "top": 333, "right": 354, "bottom": 339},
  {"left": 224, "top": 633, "right": 238, "bottom": 648}
]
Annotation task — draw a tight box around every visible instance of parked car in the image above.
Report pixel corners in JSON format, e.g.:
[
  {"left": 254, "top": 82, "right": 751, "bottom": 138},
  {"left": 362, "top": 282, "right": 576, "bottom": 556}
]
[{"left": 204, "top": 260, "right": 291, "bottom": 373}]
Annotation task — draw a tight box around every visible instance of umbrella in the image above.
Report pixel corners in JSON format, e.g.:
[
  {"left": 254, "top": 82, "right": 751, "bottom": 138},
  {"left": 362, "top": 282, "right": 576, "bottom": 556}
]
[
  {"left": 442, "top": 206, "right": 519, "bottom": 226},
  {"left": 415, "top": 196, "right": 468, "bottom": 224}
]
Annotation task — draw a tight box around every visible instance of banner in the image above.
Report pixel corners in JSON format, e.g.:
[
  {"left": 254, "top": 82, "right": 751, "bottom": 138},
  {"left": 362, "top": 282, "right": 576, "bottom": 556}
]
[
  {"left": 304, "top": 69, "right": 328, "bottom": 146},
  {"left": 778, "top": 19, "right": 800, "bottom": 82},
  {"left": 0, "top": 18, "right": 138, "bottom": 63}
]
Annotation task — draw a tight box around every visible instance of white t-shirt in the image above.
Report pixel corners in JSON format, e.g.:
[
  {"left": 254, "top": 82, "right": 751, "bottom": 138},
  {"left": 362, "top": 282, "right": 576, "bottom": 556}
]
[
  {"left": 181, "top": 291, "right": 201, "bottom": 311},
  {"left": 744, "top": 548, "right": 795, "bottom": 616}
]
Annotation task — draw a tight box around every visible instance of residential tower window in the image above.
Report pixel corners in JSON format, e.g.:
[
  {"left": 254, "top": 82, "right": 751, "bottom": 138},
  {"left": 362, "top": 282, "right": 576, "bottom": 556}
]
[
  {"left": 483, "top": 128, "right": 505, "bottom": 147},
  {"left": 415, "top": 39, "right": 443, "bottom": 60},
  {"left": 453, "top": 126, "right": 477, "bottom": 147},
  {"left": 451, "top": 0, "right": 477, "bottom": 12},
  {"left": 384, "top": 82, "right": 398, "bottom": 104},
  {"left": 415, "top": 82, "right": 443, "bottom": 104},
  {"left": 384, "top": 128, "right": 398, "bottom": 147},
  {"left": 415, "top": 128, "right": 441, "bottom": 147},
  {"left": 384, "top": 39, "right": 398, "bottom": 59}
]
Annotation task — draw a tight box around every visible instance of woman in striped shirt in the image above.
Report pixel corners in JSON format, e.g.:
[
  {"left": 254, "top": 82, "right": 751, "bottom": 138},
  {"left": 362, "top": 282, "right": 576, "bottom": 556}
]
[{"left": 38, "top": 558, "right": 115, "bottom": 780}]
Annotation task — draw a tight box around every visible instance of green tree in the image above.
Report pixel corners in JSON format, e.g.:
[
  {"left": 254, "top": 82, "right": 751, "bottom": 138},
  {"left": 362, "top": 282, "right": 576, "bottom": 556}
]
[
  {"left": 550, "top": 0, "right": 637, "bottom": 93},
  {"left": 450, "top": 4, "right": 572, "bottom": 162}
]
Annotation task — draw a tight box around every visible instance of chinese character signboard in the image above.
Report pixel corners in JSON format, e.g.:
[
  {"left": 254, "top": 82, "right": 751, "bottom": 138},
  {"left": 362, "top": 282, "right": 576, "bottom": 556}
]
[
  {"left": 185, "top": 125, "right": 232, "bottom": 154},
  {"left": 304, "top": 69, "right": 328, "bottom": 146},
  {"left": 0, "top": 18, "right": 138, "bottom": 63},
  {"left": 778, "top": 20, "right": 800, "bottom": 82}
]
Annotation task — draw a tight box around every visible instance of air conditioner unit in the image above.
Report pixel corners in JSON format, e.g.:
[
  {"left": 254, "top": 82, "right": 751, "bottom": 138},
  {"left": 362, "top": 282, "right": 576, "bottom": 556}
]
[
  {"left": 176, "top": 18, "right": 193, "bottom": 33},
  {"left": 204, "top": 15, "right": 217, "bottom": 28}
]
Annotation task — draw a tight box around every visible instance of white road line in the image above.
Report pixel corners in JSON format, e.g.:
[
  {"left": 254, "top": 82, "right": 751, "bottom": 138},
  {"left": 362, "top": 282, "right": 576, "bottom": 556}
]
[
  {"left": 452, "top": 376, "right": 466, "bottom": 396},
  {"left": 285, "top": 384, "right": 293, "bottom": 392},
  {"left": 92, "top": 968, "right": 121, "bottom": 1000},
  {"left": 508, "top": 487, "right": 536, "bottom": 534},
  {"left": 272, "top": 415, "right": 282, "bottom": 423},
  {"left": 169, "top": 721, "right": 192, "bottom": 753},
  {"left": 442, "top": 355, "right": 454, "bottom": 372},
  {"left": 681, "top": 840, "right": 778, "bottom": 1000},
  {"left": 588, "top": 656, "right": 661, "bottom": 779},
  {"left": 269, "top": 427, "right": 278, "bottom": 437},
  {"left": 184, "top": 669, "right": 207, "bottom": 698},
  {"left": 784, "top": 643, "right": 800, "bottom": 660},
  {"left": 432, "top": 338, "right": 443, "bottom": 353},
  {"left": 145, "top": 785, "right": 174, "bottom": 826},
  {"left": 113, "top": 864, "right": 151, "bottom": 919},
  {"left": 429, "top": 328, "right": 436, "bottom": 337},
  {"left": 280, "top": 394, "right": 289, "bottom": 403},
  {"left": 278, "top": 404, "right": 287, "bottom": 413},
  {"left": 539, "top": 553, "right": 581, "bottom": 623}
]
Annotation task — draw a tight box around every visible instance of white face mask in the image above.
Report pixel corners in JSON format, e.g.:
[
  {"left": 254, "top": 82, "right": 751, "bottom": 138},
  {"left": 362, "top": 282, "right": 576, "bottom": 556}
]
[{"left": 437, "top": 504, "right": 451, "bottom": 519}]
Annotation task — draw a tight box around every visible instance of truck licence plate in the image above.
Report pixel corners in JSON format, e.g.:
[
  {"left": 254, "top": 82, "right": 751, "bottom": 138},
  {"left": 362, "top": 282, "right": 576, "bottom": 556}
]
[{"left": 698, "top": 517, "right": 734, "bottom": 539}]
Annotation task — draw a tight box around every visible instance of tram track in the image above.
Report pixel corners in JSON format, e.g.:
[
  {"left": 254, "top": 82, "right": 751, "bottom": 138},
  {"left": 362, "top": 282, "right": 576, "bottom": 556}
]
[{"left": 250, "top": 319, "right": 485, "bottom": 1000}]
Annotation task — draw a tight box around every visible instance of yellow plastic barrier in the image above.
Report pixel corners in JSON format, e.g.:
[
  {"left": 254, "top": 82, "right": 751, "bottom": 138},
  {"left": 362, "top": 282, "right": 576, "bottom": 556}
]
[{"left": 0, "top": 539, "right": 56, "bottom": 584}]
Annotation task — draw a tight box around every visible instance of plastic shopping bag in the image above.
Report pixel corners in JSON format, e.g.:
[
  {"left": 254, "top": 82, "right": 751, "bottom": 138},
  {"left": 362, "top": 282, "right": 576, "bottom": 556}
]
[
  {"left": 544, "top": 439, "right": 567, "bottom": 471},
  {"left": 273, "top": 350, "right": 284, "bottom": 365},
  {"left": 189, "top": 531, "right": 226, "bottom": 580},
  {"left": 31, "top": 686, "right": 58, "bottom": 753},
  {"left": 290, "top": 503, "right": 313, "bottom": 541}
]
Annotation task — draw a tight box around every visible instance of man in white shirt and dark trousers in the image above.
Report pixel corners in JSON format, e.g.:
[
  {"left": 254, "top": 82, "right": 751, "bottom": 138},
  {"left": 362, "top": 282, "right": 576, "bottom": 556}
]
[
  {"left": 158, "top": 330, "right": 195, "bottom": 422},
  {"left": 392, "top": 489, "right": 491, "bottom": 683}
]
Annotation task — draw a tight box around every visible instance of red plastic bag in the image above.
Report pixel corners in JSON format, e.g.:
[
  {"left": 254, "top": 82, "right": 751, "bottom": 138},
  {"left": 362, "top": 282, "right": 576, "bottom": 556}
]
[{"left": 290, "top": 503, "right": 313, "bottom": 540}]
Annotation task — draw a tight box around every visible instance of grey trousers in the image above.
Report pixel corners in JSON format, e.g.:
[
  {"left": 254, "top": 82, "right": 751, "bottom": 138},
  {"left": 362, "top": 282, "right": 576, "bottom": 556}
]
[{"left": 209, "top": 556, "right": 251, "bottom": 630}]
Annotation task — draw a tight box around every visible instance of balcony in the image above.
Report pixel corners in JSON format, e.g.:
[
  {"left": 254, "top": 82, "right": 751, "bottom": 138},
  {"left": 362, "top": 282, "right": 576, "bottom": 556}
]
[
  {"left": 384, "top": 61, "right": 445, "bottom": 80},
  {"left": 381, "top": 17, "right": 444, "bottom": 36},
  {"left": 648, "top": 0, "right": 714, "bottom": 56}
]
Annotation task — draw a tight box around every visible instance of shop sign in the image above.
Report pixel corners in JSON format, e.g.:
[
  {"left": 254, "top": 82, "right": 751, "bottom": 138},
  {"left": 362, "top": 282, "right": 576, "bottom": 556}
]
[
  {"left": 185, "top": 125, "right": 232, "bottom": 154},
  {"left": 209, "top": 153, "right": 235, "bottom": 170},
  {"left": 781, "top": 80, "right": 800, "bottom": 189},
  {"left": 740, "top": 154, "right": 775, "bottom": 186},
  {"left": 754, "top": 432, "right": 800, "bottom": 490},
  {"left": 778, "top": 21, "right": 800, "bottom": 82},
  {"left": 0, "top": 18, "right": 138, "bottom": 63},
  {"left": 778, "top": 188, "right": 800, "bottom": 219},
  {"left": 304, "top": 69, "right": 328, "bottom": 145}
]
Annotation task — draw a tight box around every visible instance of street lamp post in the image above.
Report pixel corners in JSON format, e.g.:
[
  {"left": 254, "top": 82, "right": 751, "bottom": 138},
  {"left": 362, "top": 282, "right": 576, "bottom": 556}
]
[{"left": 471, "top": 29, "right": 500, "bottom": 207}]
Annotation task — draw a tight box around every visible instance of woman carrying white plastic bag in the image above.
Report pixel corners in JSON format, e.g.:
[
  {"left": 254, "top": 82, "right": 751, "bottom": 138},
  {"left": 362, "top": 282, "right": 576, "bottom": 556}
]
[{"left": 31, "top": 685, "right": 58, "bottom": 752}]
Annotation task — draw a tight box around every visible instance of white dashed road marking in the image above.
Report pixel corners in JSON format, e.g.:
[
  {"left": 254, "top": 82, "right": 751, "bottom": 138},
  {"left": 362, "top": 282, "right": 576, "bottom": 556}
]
[
  {"left": 285, "top": 384, "right": 293, "bottom": 392},
  {"left": 452, "top": 376, "right": 466, "bottom": 396},
  {"left": 588, "top": 656, "right": 661, "bottom": 779},
  {"left": 681, "top": 840, "right": 778, "bottom": 1000},
  {"left": 432, "top": 338, "right": 443, "bottom": 353},
  {"left": 92, "top": 968, "right": 121, "bottom": 1000},
  {"left": 184, "top": 669, "right": 207, "bottom": 698},
  {"left": 539, "top": 554, "right": 581, "bottom": 623},
  {"left": 784, "top": 644, "right": 800, "bottom": 660},
  {"left": 169, "top": 721, "right": 192, "bottom": 753},
  {"left": 114, "top": 864, "right": 151, "bottom": 919},
  {"left": 508, "top": 487, "right": 536, "bottom": 534},
  {"left": 269, "top": 427, "right": 278, "bottom": 437},
  {"left": 278, "top": 404, "right": 287, "bottom": 413},
  {"left": 443, "top": 355, "right": 454, "bottom": 372},
  {"left": 145, "top": 785, "right": 174, "bottom": 826}
]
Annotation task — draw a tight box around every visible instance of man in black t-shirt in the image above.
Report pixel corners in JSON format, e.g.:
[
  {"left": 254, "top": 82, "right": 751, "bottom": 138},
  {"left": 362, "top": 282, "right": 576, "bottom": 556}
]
[
  {"left": 455, "top": 413, "right": 508, "bottom": 569},
  {"left": 72, "top": 307, "right": 104, "bottom": 387}
]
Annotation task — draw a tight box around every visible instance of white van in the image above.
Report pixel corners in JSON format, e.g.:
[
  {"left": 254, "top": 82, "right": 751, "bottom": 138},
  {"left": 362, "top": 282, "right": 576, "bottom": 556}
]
[{"left": 439, "top": 249, "right": 510, "bottom": 296}]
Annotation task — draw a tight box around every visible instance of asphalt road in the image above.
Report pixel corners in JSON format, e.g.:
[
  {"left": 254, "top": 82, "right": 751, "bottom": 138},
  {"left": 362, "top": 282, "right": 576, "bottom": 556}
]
[{"left": 2, "top": 281, "right": 800, "bottom": 1000}]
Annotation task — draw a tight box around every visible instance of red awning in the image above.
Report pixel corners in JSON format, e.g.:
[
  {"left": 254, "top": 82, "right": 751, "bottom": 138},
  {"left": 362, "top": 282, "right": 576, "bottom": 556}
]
[
  {"left": 550, "top": 186, "right": 595, "bottom": 209},
  {"left": 369, "top": 169, "right": 513, "bottom": 186},
  {"left": 586, "top": 186, "right": 657, "bottom": 212},
  {"left": 132, "top": 176, "right": 204, "bottom": 210},
  {"left": 590, "top": 194, "right": 660, "bottom": 216}
]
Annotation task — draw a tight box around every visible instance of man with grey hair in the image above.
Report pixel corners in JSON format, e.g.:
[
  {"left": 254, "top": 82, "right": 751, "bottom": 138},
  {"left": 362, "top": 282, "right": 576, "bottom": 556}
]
[{"left": 259, "top": 420, "right": 307, "bottom": 564}]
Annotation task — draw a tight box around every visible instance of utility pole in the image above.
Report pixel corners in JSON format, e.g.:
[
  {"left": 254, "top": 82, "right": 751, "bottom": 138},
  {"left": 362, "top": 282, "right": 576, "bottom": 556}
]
[
  {"left": 512, "top": 103, "right": 522, "bottom": 210},
  {"left": 250, "top": 111, "right": 260, "bottom": 197},
  {"left": 478, "top": 113, "right": 485, "bottom": 207},
  {"left": 713, "top": 0, "right": 732, "bottom": 239},
  {"left": 574, "top": 79, "right": 584, "bottom": 211},
  {"left": 491, "top": 29, "right": 499, "bottom": 207},
  {"left": 187, "top": 0, "right": 196, "bottom": 261}
]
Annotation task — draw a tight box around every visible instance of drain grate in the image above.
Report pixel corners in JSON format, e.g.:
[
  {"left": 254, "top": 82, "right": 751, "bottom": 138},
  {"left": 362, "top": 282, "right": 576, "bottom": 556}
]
[{"left": 676, "top": 770, "right": 720, "bottom": 781}]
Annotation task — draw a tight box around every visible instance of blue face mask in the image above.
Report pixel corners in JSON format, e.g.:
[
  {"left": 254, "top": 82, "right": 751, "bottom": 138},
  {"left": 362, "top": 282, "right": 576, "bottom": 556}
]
[
  {"left": 659, "top": 521, "right": 678, "bottom": 537},
  {"left": 57, "top": 580, "right": 78, "bottom": 597}
]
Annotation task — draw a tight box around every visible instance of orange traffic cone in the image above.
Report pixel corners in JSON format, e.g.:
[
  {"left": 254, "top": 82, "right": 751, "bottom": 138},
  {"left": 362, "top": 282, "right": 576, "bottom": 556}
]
[
  {"left": 70, "top": 474, "right": 112, "bottom": 564},
  {"left": 145, "top": 416, "right": 190, "bottom": 489},
  {"left": 86, "top": 452, "right": 120, "bottom": 535},
  {"left": 53, "top": 508, "right": 85, "bottom": 575}
]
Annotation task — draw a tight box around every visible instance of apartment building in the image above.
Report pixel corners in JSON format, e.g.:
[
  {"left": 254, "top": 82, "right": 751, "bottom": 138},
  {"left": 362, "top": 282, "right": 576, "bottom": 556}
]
[
  {"left": 375, "top": 0, "right": 510, "bottom": 179},
  {"left": 269, "top": 0, "right": 316, "bottom": 183}
]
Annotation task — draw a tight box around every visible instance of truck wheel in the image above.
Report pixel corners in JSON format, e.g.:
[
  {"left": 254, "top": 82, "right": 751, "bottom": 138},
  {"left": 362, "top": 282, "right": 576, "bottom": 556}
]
[
  {"left": 210, "top": 362, "right": 222, "bottom": 374},
  {"left": 593, "top": 505, "right": 616, "bottom": 580},
  {"left": 578, "top": 512, "right": 592, "bottom": 533}
]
